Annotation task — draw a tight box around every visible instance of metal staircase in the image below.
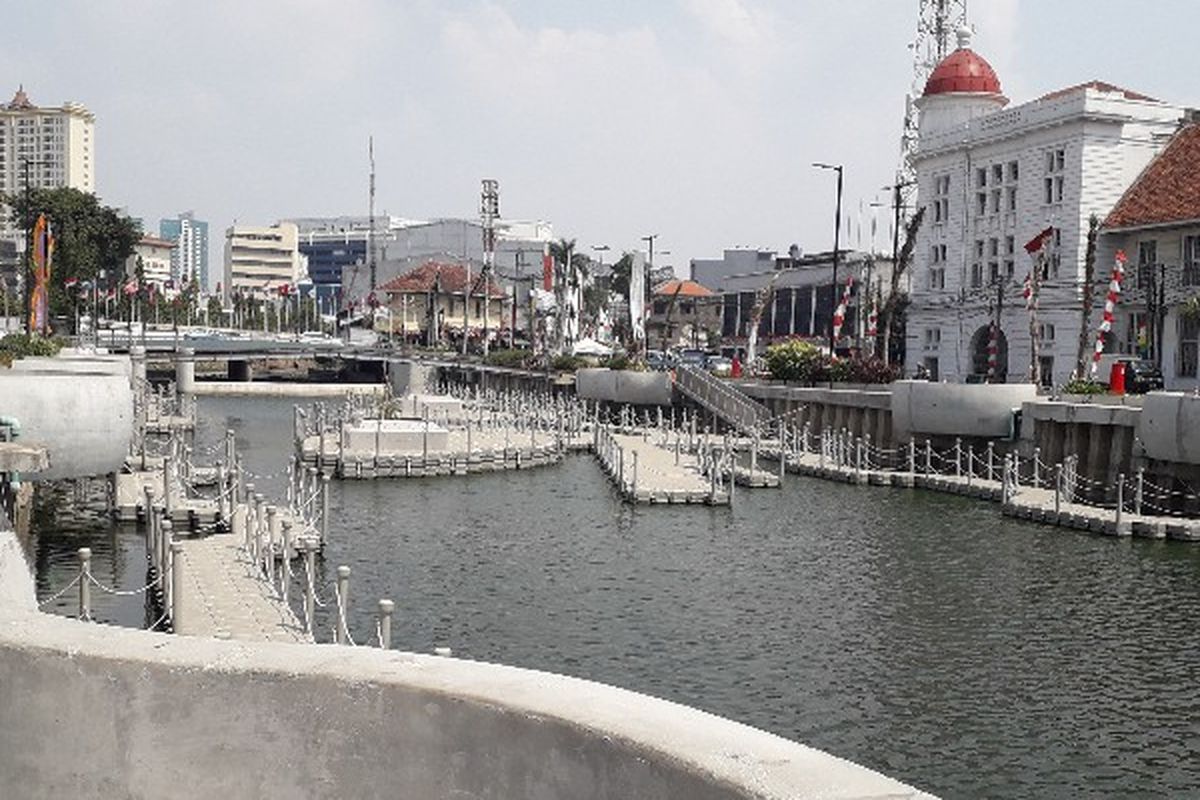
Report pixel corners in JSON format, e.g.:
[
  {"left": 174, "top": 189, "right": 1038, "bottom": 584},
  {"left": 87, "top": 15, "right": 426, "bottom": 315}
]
[{"left": 674, "top": 365, "right": 770, "bottom": 435}]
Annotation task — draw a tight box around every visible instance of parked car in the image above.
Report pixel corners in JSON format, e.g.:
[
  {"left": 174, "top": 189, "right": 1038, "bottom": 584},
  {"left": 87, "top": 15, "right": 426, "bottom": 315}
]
[
  {"left": 646, "top": 349, "right": 672, "bottom": 371},
  {"left": 1120, "top": 358, "right": 1164, "bottom": 393},
  {"left": 676, "top": 349, "right": 708, "bottom": 368},
  {"left": 707, "top": 356, "right": 732, "bottom": 376}
]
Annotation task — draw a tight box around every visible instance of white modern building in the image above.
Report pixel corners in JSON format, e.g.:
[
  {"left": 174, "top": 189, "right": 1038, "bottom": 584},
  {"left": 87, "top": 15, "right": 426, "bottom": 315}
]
[
  {"left": 0, "top": 86, "right": 95, "bottom": 245},
  {"left": 159, "top": 212, "right": 209, "bottom": 289},
  {"left": 906, "top": 29, "right": 1187, "bottom": 384},
  {"left": 125, "top": 235, "right": 175, "bottom": 288},
  {"left": 223, "top": 222, "right": 305, "bottom": 298}
]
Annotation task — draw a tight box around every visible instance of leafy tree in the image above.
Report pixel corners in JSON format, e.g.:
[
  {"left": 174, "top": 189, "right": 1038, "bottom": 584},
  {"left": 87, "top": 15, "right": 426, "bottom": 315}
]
[
  {"left": 879, "top": 205, "right": 925, "bottom": 365},
  {"left": 610, "top": 253, "right": 633, "bottom": 298},
  {"left": 1072, "top": 215, "right": 1100, "bottom": 380},
  {"left": 4, "top": 187, "right": 141, "bottom": 323}
]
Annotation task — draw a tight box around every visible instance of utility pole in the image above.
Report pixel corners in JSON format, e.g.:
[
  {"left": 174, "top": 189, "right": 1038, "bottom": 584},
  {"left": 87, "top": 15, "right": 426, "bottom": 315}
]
[
  {"left": 813, "top": 163, "right": 843, "bottom": 355},
  {"left": 21, "top": 159, "right": 31, "bottom": 335},
  {"left": 480, "top": 179, "right": 499, "bottom": 357}
]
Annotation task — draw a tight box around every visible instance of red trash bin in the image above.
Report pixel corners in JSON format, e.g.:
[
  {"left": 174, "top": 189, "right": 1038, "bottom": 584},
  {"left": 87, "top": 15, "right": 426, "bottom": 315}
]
[{"left": 1109, "top": 360, "right": 1127, "bottom": 395}]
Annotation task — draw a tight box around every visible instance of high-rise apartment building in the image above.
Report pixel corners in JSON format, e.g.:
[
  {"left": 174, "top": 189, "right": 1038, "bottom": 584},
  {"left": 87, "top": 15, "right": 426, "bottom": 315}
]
[
  {"left": 160, "top": 212, "right": 209, "bottom": 288},
  {"left": 0, "top": 86, "right": 95, "bottom": 245}
]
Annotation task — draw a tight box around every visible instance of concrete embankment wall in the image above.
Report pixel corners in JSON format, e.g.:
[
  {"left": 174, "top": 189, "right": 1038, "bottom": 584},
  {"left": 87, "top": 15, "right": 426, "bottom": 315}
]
[
  {"left": 738, "top": 382, "right": 894, "bottom": 444},
  {"left": 0, "top": 531, "right": 933, "bottom": 800},
  {"left": 577, "top": 369, "right": 674, "bottom": 406}
]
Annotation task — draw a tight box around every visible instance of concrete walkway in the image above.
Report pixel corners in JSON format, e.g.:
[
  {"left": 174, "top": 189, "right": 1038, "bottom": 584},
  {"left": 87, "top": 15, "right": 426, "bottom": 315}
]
[{"left": 174, "top": 534, "right": 310, "bottom": 643}]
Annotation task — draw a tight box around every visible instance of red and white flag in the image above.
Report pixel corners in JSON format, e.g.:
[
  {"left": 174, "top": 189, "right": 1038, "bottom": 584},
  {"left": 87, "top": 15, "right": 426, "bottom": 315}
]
[
  {"left": 1090, "top": 251, "right": 1127, "bottom": 376},
  {"left": 1024, "top": 226, "right": 1055, "bottom": 254},
  {"left": 123, "top": 277, "right": 139, "bottom": 296},
  {"left": 1022, "top": 272, "right": 1035, "bottom": 310}
]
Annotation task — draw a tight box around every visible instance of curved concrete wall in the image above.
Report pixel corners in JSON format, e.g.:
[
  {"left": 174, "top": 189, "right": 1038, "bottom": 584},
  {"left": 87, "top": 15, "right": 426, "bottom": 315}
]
[
  {"left": 576, "top": 369, "right": 674, "bottom": 406},
  {"left": 0, "top": 367, "right": 132, "bottom": 479},
  {"left": 891, "top": 381, "right": 1036, "bottom": 440},
  {"left": 0, "top": 531, "right": 932, "bottom": 800},
  {"left": 1138, "top": 392, "right": 1200, "bottom": 464}
]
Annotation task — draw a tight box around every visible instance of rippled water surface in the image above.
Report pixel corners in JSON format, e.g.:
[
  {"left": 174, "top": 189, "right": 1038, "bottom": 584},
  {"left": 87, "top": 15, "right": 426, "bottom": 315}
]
[{"left": 29, "top": 395, "right": 1200, "bottom": 799}]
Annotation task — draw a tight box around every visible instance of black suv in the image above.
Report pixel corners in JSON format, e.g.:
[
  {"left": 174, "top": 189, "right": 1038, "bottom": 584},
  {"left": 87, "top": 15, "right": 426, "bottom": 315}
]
[{"left": 1121, "top": 359, "right": 1164, "bottom": 394}]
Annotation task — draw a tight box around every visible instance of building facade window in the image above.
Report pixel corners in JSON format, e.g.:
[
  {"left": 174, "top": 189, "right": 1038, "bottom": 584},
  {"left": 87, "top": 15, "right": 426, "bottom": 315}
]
[
  {"left": 933, "top": 175, "right": 950, "bottom": 223},
  {"left": 923, "top": 328, "right": 941, "bottom": 350},
  {"left": 1137, "top": 240, "right": 1157, "bottom": 288},
  {"left": 1178, "top": 315, "right": 1200, "bottom": 378},
  {"left": 1184, "top": 235, "right": 1200, "bottom": 287},
  {"left": 929, "top": 244, "right": 947, "bottom": 290},
  {"left": 1043, "top": 148, "right": 1065, "bottom": 205}
]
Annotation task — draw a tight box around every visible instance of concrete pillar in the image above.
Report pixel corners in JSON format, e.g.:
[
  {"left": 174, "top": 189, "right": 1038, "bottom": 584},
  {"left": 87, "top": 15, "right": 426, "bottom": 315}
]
[
  {"left": 336, "top": 565, "right": 351, "bottom": 645},
  {"left": 129, "top": 345, "right": 147, "bottom": 387},
  {"left": 78, "top": 547, "right": 91, "bottom": 621},
  {"left": 378, "top": 599, "right": 394, "bottom": 649},
  {"left": 175, "top": 348, "right": 196, "bottom": 394}
]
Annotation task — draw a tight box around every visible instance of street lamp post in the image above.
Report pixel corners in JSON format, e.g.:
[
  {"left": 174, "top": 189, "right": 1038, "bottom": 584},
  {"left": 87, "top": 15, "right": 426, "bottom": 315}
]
[{"left": 813, "top": 163, "right": 844, "bottom": 356}]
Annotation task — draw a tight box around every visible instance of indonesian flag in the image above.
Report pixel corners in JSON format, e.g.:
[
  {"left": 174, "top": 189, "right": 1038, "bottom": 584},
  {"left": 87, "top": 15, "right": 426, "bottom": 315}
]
[
  {"left": 831, "top": 275, "right": 854, "bottom": 342},
  {"left": 542, "top": 242, "right": 553, "bottom": 291},
  {"left": 64, "top": 276, "right": 79, "bottom": 289},
  {"left": 1090, "top": 251, "right": 1127, "bottom": 376},
  {"left": 1024, "top": 226, "right": 1055, "bottom": 254},
  {"left": 866, "top": 296, "right": 878, "bottom": 338},
  {"left": 278, "top": 283, "right": 292, "bottom": 297},
  {"left": 123, "top": 277, "right": 139, "bottom": 296}
]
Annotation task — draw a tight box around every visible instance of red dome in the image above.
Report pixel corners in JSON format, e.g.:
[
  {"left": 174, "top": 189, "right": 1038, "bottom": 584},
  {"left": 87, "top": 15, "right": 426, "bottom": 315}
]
[{"left": 923, "top": 48, "right": 1002, "bottom": 96}]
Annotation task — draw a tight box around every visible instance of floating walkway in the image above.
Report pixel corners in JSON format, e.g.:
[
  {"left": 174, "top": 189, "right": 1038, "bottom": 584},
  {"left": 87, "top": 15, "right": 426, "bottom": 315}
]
[
  {"left": 765, "top": 435, "right": 1200, "bottom": 542},
  {"left": 594, "top": 427, "right": 730, "bottom": 505}
]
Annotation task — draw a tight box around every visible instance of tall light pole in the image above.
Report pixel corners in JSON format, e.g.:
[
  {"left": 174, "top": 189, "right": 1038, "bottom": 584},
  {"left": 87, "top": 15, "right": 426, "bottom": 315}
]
[
  {"left": 813, "top": 163, "right": 844, "bottom": 355},
  {"left": 480, "top": 178, "right": 499, "bottom": 357},
  {"left": 640, "top": 235, "right": 658, "bottom": 358}
]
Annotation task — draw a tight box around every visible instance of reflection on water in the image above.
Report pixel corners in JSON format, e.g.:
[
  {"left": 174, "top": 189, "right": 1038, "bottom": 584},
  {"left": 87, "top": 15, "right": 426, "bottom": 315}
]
[{"left": 28, "top": 395, "right": 1200, "bottom": 799}]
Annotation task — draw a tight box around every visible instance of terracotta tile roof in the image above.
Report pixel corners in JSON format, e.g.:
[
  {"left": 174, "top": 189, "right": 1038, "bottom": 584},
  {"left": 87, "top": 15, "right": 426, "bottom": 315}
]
[
  {"left": 1038, "top": 81, "right": 1158, "bottom": 104},
  {"left": 652, "top": 278, "right": 715, "bottom": 298},
  {"left": 378, "top": 261, "right": 505, "bottom": 298},
  {"left": 1104, "top": 124, "right": 1200, "bottom": 230}
]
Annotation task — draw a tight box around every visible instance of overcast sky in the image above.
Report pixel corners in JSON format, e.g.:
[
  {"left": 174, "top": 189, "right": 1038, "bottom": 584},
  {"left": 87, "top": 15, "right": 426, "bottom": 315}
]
[{"left": 6, "top": 0, "right": 1199, "bottom": 274}]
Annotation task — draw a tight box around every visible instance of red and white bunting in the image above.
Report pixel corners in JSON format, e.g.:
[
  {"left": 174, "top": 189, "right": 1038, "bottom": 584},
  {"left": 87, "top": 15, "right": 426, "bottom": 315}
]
[
  {"left": 1022, "top": 272, "right": 1035, "bottom": 310},
  {"left": 986, "top": 322, "right": 1000, "bottom": 381},
  {"left": 831, "top": 275, "right": 854, "bottom": 342},
  {"left": 866, "top": 296, "right": 878, "bottom": 339},
  {"left": 1090, "top": 251, "right": 1128, "bottom": 376}
]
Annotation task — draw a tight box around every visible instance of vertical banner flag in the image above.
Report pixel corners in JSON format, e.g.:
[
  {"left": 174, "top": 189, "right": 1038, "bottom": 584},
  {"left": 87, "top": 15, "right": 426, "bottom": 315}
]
[
  {"left": 986, "top": 323, "right": 1000, "bottom": 381},
  {"left": 629, "top": 251, "right": 646, "bottom": 343},
  {"left": 1091, "top": 251, "right": 1127, "bottom": 376},
  {"left": 29, "top": 214, "right": 54, "bottom": 334},
  {"left": 831, "top": 274, "right": 854, "bottom": 342},
  {"left": 542, "top": 242, "right": 553, "bottom": 292}
]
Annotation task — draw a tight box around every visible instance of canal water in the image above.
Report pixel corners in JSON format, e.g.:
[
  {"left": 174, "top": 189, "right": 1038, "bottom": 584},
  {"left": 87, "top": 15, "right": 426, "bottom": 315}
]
[{"left": 27, "top": 395, "right": 1200, "bottom": 799}]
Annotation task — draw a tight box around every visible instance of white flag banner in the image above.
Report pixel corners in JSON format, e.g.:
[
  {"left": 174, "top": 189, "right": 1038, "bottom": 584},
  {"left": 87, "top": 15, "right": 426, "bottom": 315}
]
[{"left": 629, "top": 251, "right": 646, "bottom": 342}]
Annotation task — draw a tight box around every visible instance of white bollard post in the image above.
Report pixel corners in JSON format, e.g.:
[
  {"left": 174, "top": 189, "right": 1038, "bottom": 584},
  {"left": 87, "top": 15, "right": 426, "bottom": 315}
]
[
  {"left": 78, "top": 547, "right": 92, "bottom": 621},
  {"left": 336, "top": 565, "right": 351, "bottom": 645},
  {"left": 1033, "top": 447, "right": 1041, "bottom": 488},
  {"left": 378, "top": 598, "right": 394, "bottom": 649},
  {"left": 1135, "top": 467, "right": 1144, "bottom": 516},
  {"left": 987, "top": 441, "right": 995, "bottom": 482},
  {"left": 170, "top": 542, "right": 184, "bottom": 631},
  {"left": 1055, "top": 463, "right": 1062, "bottom": 517},
  {"left": 1116, "top": 472, "right": 1125, "bottom": 527},
  {"left": 303, "top": 541, "right": 316, "bottom": 636}
]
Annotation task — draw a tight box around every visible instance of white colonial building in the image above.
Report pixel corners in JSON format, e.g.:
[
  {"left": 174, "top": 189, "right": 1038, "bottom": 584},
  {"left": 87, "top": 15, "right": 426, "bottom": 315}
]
[{"left": 907, "top": 29, "right": 1186, "bottom": 385}]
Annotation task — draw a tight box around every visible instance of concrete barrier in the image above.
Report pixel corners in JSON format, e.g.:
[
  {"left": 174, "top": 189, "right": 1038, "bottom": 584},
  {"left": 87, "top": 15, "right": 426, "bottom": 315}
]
[
  {"left": 1138, "top": 392, "right": 1200, "bottom": 465},
  {"left": 0, "top": 368, "right": 132, "bottom": 480},
  {"left": 0, "top": 529, "right": 934, "bottom": 800},
  {"left": 576, "top": 369, "right": 673, "bottom": 406},
  {"left": 891, "top": 381, "right": 1036, "bottom": 440},
  {"left": 388, "top": 359, "right": 438, "bottom": 397}
]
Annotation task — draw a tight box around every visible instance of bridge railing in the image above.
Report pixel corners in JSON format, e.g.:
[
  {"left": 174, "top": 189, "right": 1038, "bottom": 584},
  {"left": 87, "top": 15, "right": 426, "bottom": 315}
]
[{"left": 674, "top": 365, "right": 770, "bottom": 434}]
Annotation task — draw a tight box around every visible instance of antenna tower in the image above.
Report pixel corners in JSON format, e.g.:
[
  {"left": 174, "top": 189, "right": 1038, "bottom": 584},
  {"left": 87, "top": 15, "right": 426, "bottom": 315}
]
[
  {"left": 897, "top": 0, "right": 968, "bottom": 189},
  {"left": 368, "top": 135, "right": 377, "bottom": 295}
]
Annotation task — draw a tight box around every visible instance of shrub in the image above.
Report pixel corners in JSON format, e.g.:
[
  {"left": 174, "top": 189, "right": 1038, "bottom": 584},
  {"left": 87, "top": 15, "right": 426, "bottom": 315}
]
[
  {"left": 0, "top": 334, "right": 62, "bottom": 368},
  {"left": 1062, "top": 378, "right": 1106, "bottom": 395},
  {"left": 764, "top": 339, "right": 827, "bottom": 383},
  {"left": 484, "top": 348, "right": 529, "bottom": 369},
  {"left": 551, "top": 354, "right": 587, "bottom": 372},
  {"left": 764, "top": 339, "right": 898, "bottom": 385}
]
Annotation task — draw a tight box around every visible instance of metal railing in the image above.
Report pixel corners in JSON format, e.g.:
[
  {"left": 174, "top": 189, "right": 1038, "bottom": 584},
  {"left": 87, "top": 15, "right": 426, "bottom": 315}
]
[{"left": 674, "top": 365, "right": 770, "bottom": 435}]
